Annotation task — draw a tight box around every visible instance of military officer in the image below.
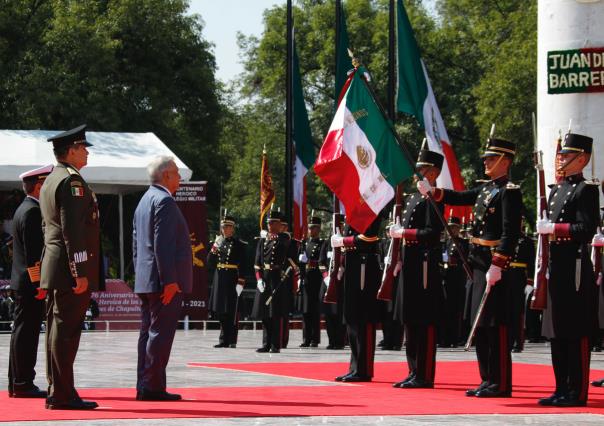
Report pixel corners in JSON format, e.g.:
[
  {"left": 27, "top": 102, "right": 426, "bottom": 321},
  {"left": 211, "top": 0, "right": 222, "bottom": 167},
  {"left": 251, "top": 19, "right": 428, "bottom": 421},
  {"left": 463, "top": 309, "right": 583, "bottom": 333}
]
[
  {"left": 319, "top": 237, "right": 346, "bottom": 349},
  {"left": 40, "top": 125, "right": 103, "bottom": 410},
  {"left": 8, "top": 165, "right": 53, "bottom": 398},
  {"left": 389, "top": 147, "right": 444, "bottom": 389},
  {"left": 297, "top": 215, "right": 324, "bottom": 347},
  {"left": 440, "top": 216, "right": 468, "bottom": 348},
  {"left": 536, "top": 132, "right": 599, "bottom": 407},
  {"left": 508, "top": 222, "right": 535, "bottom": 353},
  {"left": 252, "top": 211, "right": 298, "bottom": 353},
  {"left": 207, "top": 214, "right": 246, "bottom": 348},
  {"left": 418, "top": 136, "right": 522, "bottom": 397},
  {"left": 331, "top": 216, "right": 382, "bottom": 382}
]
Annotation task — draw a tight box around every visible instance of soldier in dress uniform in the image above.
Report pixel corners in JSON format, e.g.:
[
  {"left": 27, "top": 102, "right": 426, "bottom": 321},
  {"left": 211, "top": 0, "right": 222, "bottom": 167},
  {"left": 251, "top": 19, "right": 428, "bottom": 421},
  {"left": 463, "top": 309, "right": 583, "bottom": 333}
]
[
  {"left": 418, "top": 136, "right": 522, "bottom": 397},
  {"left": 207, "top": 214, "right": 246, "bottom": 348},
  {"left": 440, "top": 216, "right": 469, "bottom": 348},
  {"left": 508, "top": 222, "right": 535, "bottom": 353},
  {"left": 378, "top": 223, "right": 403, "bottom": 351},
  {"left": 319, "top": 237, "right": 346, "bottom": 349},
  {"left": 279, "top": 219, "right": 296, "bottom": 349},
  {"left": 536, "top": 132, "right": 599, "bottom": 407},
  {"left": 389, "top": 148, "right": 444, "bottom": 389},
  {"left": 297, "top": 215, "right": 324, "bottom": 347},
  {"left": 8, "top": 165, "right": 53, "bottom": 398},
  {"left": 331, "top": 217, "right": 382, "bottom": 382},
  {"left": 252, "top": 211, "right": 298, "bottom": 353},
  {"left": 40, "top": 125, "right": 103, "bottom": 410}
]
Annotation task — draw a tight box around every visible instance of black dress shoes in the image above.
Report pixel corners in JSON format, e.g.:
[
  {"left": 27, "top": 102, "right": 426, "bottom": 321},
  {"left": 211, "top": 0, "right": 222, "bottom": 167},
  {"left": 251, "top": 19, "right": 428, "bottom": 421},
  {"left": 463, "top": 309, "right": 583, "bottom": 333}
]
[
  {"left": 269, "top": 347, "right": 280, "bottom": 353},
  {"left": 538, "top": 392, "right": 563, "bottom": 406},
  {"left": 341, "top": 375, "right": 371, "bottom": 382},
  {"left": 466, "top": 381, "right": 489, "bottom": 397},
  {"left": 299, "top": 342, "right": 310, "bottom": 348},
  {"left": 12, "top": 386, "right": 47, "bottom": 398},
  {"left": 335, "top": 373, "right": 353, "bottom": 382},
  {"left": 551, "top": 393, "right": 586, "bottom": 407},
  {"left": 229, "top": 344, "right": 237, "bottom": 348},
  {"left": 310, "top": 342, "right": 319, "bottom": 347},
  {"left": 393, "top": 372, "right": 416, "bottom": 388},
  {"left": 46, "top": 397, "right": 98, "bottom": 410},
  {"left": 136, "top": 390, "right": 182, "bottom": 401},
  {"left": 475, "top": 388, "right": 511, "bottom": 398},
  {"left": 591, "top": 378, "right": 604, "bottom": 387},
  {"left": 401, "top": 379, "right": 433, "bottom": 389},
  {"left": 214, "top": 343, "right": 227, "bottom": 348},
  {"left": 256, "top": 346, "right": 270, "bottom": 353}
]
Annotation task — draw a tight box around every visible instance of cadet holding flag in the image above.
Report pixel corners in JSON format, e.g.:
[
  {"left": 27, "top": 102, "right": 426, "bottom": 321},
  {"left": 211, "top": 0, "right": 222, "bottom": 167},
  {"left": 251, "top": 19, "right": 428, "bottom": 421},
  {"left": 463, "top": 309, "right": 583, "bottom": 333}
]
[{"left": 40, "top": 125, "right": 102, "bottom": 410}]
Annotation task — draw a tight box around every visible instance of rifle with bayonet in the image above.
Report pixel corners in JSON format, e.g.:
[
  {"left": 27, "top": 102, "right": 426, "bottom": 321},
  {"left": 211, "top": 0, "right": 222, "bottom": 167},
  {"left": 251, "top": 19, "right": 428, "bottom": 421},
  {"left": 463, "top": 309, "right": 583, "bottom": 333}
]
[
  {"left": 377, "top": 186, "right": 403, "bottom": 301},
  {"left": 323, "top": 206, "right": 344, "bottom": 304}
]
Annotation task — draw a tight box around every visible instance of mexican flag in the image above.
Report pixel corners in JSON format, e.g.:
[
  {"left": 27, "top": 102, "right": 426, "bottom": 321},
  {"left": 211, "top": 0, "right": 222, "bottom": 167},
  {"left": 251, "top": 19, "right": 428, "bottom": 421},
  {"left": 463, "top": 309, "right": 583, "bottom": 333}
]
[
  {"left": 314, "top": 70, "right": 414, "bottom": 233},
  {"left": 292, "top": 46, "right": 315, "bottom": 240},
  {"left": 395, "top": 0, "right": 467, "bottom": 219}
]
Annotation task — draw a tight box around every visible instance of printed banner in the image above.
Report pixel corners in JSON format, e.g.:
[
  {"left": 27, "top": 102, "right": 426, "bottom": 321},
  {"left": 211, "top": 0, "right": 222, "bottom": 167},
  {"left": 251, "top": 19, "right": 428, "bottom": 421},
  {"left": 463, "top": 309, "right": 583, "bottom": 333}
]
[{"left": 548, "top": 48, "right": 604, "bottom": 94}]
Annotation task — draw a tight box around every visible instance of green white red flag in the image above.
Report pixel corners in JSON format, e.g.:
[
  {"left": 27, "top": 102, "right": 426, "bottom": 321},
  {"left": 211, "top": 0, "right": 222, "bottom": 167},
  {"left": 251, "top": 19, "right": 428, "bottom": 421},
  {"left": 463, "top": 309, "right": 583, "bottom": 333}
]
[{"left": 314, "top": 70, "right": 414, "bottom": 233}]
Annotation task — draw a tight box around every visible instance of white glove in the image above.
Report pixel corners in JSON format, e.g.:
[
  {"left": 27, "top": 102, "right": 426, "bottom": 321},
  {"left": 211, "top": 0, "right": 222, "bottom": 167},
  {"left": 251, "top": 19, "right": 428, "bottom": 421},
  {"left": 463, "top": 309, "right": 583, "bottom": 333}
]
[
  {"left": 299, "top": 252, "right": 308, "bottom": 263},
  {"left": 486, "top": 264, "right": 502, "bottom": 287},
  {"left": 235, "top": 284, "right": 244, "bottom": 296},
  {"left": 592, "top": 227, "right": 604, "bottom": 247},
  {"left": 260, "top": 230, "right": 268, "bottom": 238},
  {"left": 337, "top": 265, "right": 345, "bottom": 280},
  {"left": 327, "top": 250, "right": 333, "bottom": 259},
  {"left": 256, "top": 279, "right": 265, "bottom": 293},
  {"left": 389, "top": 217, "right": 405, "bottom": 239},
  {"left": 331, "top": 230, "right": 344, "bottom": 248},
  {"left": 536, "top": 211, "right": 554, "bottom": 235},
  {"left": 524, "top": 284, "right": 533, "bottom": 298},
  {"left": 417, "top": 178, "right": 432, "bottom": 196},
  {"left": 393, "top": 260, "right": 402, "bottom": 276},
  {"left": 323, "top": 276, "right": 330, "bottom": 288}
]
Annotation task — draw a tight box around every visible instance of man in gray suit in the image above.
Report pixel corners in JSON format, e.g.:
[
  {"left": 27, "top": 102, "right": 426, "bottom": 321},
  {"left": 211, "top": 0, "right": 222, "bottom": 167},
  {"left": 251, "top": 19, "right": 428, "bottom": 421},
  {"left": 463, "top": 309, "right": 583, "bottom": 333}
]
[{"left": 133, "top": 156, "right": 192, "bottom": 401}]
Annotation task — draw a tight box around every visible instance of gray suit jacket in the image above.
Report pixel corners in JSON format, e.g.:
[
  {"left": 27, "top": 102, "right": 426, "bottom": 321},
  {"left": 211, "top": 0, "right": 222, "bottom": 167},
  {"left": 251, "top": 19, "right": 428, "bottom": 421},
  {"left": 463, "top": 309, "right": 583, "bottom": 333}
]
[{"left": 133, "top": 185, "right": 193, "bottom": 294}]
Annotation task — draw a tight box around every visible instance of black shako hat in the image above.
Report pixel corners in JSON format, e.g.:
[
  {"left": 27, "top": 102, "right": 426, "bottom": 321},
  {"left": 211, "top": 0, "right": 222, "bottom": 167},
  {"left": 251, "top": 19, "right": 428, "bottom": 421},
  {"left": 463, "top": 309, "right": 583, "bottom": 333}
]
[
  {"left": 266, "top": 210, "right": 282, "bottom": 223},
  {"left": 47, "top": 124, "right": 92, "bottom": 149},
  {"left": 559, "top": 132, "right": 593, "bottom": 154},
  {"left": 221, "top": 215, "right": 236, "bottom": 226},
  {"left": 416, "top": 149, "right": 444, "bottom": 170},
  {"left": 482, "top": 138, "right": 516, "bottom": 158},
  {"left": 308, "top": 216, "right": 322, "bottom": 227}
]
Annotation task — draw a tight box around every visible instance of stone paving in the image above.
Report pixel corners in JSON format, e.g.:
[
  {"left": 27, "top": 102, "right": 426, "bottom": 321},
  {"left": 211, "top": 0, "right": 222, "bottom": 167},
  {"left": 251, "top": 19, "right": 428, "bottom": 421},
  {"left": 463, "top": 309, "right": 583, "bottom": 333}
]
[{"left": 1, "top": 327, "right": 603, "bottom": 425}]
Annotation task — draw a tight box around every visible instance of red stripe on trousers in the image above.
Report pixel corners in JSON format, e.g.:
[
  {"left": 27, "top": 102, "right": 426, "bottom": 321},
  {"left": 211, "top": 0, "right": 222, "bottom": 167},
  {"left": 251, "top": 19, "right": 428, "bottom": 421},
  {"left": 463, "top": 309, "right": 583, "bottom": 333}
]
[
  {"left": 499, "top": 325, "right": 509, "bottom": 391},
  {"left": 366, "top": 323, "right": 375, "bottom": 378},
  {"left": 425, "top": 325, "right": 436, "bottom": 382},
  {"left": 579, "top": 336, "right": 589, "bottom": 402}
]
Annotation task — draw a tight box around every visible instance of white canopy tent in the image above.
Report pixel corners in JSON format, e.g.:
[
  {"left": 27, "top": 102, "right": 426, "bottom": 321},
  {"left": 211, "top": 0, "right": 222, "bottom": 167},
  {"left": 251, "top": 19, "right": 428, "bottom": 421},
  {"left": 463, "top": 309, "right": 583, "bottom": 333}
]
[{"left": 0, "top": 129, "right": 193, "bottom": 279}]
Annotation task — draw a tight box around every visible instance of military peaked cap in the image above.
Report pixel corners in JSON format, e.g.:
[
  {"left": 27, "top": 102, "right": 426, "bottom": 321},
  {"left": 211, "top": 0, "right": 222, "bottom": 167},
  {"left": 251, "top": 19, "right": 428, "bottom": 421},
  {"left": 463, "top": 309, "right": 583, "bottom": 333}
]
[{"left": 47, "top": 124, "right": 92, "bottom": 149}]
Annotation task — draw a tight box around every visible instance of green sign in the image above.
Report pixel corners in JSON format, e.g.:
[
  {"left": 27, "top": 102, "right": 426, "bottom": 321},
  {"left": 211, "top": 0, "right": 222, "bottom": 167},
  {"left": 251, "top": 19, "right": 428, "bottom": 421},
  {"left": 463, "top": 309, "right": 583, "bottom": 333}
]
[{"left": 547, "top": 48, "right": 604, "bottom": 94}]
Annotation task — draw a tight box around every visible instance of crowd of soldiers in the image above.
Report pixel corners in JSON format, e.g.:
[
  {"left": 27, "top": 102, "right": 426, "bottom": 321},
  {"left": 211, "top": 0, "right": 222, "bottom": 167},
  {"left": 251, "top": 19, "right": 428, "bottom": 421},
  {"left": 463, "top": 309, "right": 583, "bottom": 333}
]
[{"left": 208, "top": 132, "right": 604, "bottom": 406}]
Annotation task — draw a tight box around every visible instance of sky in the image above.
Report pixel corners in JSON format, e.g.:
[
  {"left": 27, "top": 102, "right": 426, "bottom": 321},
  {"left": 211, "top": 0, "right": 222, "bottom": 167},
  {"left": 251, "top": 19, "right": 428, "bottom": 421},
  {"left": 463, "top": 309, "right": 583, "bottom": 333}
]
[
  {"left": 187, "top": 0, "right": 286, "bottom": 83},
  {"left": 188, "top": 0, "right": 438, "bottom": 84}
]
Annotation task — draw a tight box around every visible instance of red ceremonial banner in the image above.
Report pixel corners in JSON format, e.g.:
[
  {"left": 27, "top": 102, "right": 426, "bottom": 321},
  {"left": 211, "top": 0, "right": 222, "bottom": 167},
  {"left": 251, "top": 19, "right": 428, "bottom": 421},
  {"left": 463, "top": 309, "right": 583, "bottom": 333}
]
[{"left": 174, "top": 181, "right": 209, "bottom": 324}]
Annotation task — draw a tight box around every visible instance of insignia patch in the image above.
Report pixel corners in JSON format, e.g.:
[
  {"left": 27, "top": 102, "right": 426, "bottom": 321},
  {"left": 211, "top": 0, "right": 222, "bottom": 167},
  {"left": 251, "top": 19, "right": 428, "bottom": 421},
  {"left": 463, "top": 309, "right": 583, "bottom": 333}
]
[
  {"left": 71, "top": 187, "right": 84, "bottom": 197},
  {"left": 356, "top": 145, "right": 372, "bottom": 169},
  {"left": 73, "top": 251, "right": 88, "bottom": 263}
]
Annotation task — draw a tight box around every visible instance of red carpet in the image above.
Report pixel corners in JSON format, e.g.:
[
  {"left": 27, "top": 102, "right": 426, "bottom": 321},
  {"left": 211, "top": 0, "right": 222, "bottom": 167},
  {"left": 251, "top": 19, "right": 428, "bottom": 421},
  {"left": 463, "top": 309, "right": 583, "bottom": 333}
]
[{"left": 1, "top": 361, "right": 603, "bottom": 422}]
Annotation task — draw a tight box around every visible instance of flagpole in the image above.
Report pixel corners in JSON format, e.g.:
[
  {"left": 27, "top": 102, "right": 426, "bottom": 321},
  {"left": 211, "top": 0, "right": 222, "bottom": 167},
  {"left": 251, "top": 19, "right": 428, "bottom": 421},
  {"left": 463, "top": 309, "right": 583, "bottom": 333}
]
[
  {"left": 285, "top": 0, "right": 294, "bottom": 228},
  {"left": 333, "top": 0, "right": 342, "bottom": 215},
  {"left": 353, "top": 65, "right": 474, "bottom": 284}
]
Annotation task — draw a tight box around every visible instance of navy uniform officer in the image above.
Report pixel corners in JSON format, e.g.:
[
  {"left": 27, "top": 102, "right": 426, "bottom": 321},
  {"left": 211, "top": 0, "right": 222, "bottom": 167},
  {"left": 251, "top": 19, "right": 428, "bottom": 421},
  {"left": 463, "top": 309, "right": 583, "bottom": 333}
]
[
  {"left": 331, "top": 216, "right": 382, "bottom": 382},
  {"left": 418, "top": 136, "right": 522, "bottom": 398},
  {"left": 207, "top": 215, "right": 246, "bottom": 348},
  {"left": 8, "top": 165, "right": 53, "bottom": 398},
  {"left": 297, "top": 215, "right": 325, "bottom": 347},
  {"left": 536, "top": 132, "right": 599, "bottom": 407},
  {"left": 40, "top": 125, "right": 102, "bottom": 410},
  {"left": 389, "top": 147, "right": 444, "bottom": 389}
]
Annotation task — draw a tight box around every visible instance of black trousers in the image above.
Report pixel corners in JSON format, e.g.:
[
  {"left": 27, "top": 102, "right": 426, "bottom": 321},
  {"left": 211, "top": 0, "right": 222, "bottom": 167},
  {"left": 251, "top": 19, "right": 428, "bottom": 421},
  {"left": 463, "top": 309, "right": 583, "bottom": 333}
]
[
  {"left": 382, "top": 317, "right": 403, "bottom": 348},
  {"left": 8, "top": 293, "right": 45, "bottom": 393},
  {"left": 261, "top": 316, "right": 285, "bottom": 350},
  {"left": 346, "top": 321, "right": 376, "bottom": 378},
  {"left": 136, "top": 292, "right": 183, "bottom": 393},
  {"left": 475, "top": 325, "right": 512, "bottom": 393},
  {"left": 550, "top": 336, "right": 591, "bottom": 402},
  {"left": 46, "top": 288, "right": 90, "bottom": 403},
  {"left": 325, "top": 313, "right": 346, "bottom": 347},
  {"left": 404, "top": 323, "right": 437, "bottom": 382},
  {"left": 302, "top": 311, "right": 321, "bottom": 344},
  {"left": 218, "top": 312, "right": 238, "bottom": 346}
]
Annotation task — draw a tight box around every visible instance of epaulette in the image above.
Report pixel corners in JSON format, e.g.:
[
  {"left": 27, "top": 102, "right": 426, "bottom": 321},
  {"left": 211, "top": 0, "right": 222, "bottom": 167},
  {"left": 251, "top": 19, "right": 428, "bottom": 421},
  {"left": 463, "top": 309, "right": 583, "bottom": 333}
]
[
  {"left": 66, "top": 166, "right": 79, "bottom": 176},
  {"left": 505, "top": 182, "right": 520, "bottom": 190}
]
